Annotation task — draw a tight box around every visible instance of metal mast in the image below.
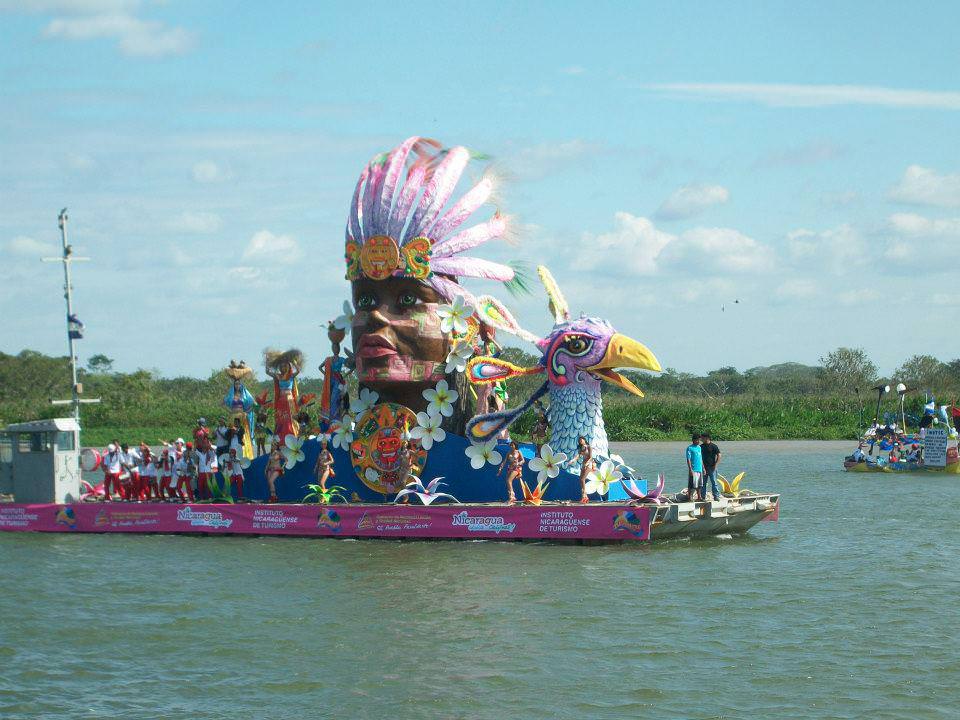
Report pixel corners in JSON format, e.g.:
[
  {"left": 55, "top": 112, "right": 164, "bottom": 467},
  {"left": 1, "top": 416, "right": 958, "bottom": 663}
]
[{"left": 43, "top": 209, "right": 97, "bottom": 421}]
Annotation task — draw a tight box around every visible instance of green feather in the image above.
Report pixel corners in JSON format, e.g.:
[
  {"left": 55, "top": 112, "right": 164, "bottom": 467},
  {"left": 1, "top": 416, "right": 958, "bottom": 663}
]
[{"left": 503, "top": 260, "right": 533, "bottom": 297}]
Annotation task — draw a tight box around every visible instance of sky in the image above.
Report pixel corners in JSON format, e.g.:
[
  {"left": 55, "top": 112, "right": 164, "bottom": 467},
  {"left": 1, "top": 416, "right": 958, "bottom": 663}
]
[{"left": 1, "top": 0, "right": 959, "bottom": 379}]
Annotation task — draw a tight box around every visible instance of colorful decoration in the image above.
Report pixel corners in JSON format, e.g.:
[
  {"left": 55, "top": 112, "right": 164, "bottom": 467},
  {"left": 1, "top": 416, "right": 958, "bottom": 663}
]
[
  {"left": 223, "top": 360, "right": 258, "bottom": 460},
  {"left": 474, "top": 294, "right": 539, "bottom": 344},
  {"left": 423, "top": 379, "right": 458, "bottom": 417},
  {"left": 303, "top": 484, "right": 348, "bottom": 504},
  {"left": 622, "top": 473, "right": 666, "bottom": 504},
  {"left": 519, "top": 479, "right": 549, "bottom": 506},
  {"left": 463, "top": 439, "right": 502, "bottom": 470},
  {"left": 281, "top": 434, "right": 305, "bottom": 469},
  {"left": 350, "top": 402, "right": 427, "bottom": 495},
  {"left": 719, "top": 472, "right": 746, "bottom": 497},
  {"left": 444, "top": 341, "right": 474, "bottom": 374},
  {"left": 264, "top": 349, "right": 315, "bottom": 446},
  {"left": 345, "top": 137, "right": 517, "bottom": 304},
  {"left": 584, "top": 460, "right": 623, "bottom": 498},
  {"left": 528, "top": 444, "right": 567, "bottom": 484},
  {"left": 466, "top": 265, "right": 662, "bottom": 463},
  {"left": 409, "top": 411, "right": 446, "bottom": 450},
  {"left": 394, "top": 476, "right": 460, "bottom": 506},
  {"left": 330, "top": 420, "right": 354, "bottom": 450}
]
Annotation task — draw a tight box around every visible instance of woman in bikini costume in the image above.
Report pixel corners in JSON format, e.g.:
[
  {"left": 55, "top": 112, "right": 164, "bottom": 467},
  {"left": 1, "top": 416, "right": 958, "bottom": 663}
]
[
  {"left": 498, "top": 440, "right": 525, "bottom": 504},
  {"left": 313, "top": 437, "right": 335, "bottom": 491},
  {"left": 265, "top": 448, "right": 285, "bottom": 503}
]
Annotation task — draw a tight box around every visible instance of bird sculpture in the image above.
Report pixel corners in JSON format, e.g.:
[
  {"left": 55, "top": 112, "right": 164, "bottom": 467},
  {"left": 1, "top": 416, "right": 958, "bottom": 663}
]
[{"left": 466, "top": 266, "right": 662, "bottom": 467}]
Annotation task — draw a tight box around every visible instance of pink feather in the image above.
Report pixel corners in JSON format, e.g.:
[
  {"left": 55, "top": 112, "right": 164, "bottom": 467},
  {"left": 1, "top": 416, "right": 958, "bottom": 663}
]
[
  {"left": 388, "top": 163, "right": 427, "bottom": 240},
  {"left": 402, "top": 146, "right": 470, "bottom": 243},
  {"left": 361, "top": 160, "right": 387, "bottom": 239},
  {"left": 377, "top": 136, "right": 419, "bottom": 233},
  {"left": 348, "top": 166, "right": 368, "bottom": 243},
  {"left": 432, "top": 214, "right": 507, "bottom": 258},
  {"left": 427, "top": 276, "right": 477, "bottom": 307},
  {"left": 429, "top": 176, "right": 494, "bottom": 241},
  {"left": 431, "top": 257, "right": 515, "bottom": 282}
]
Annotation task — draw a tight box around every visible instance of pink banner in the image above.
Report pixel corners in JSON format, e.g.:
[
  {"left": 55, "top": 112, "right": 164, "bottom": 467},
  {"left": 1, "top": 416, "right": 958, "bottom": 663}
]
[{"left": 0, "top": 502, "right": 653, "bottom": 541}]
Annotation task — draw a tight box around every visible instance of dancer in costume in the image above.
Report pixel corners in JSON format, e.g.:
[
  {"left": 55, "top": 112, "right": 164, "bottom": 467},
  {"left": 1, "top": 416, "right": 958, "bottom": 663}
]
[
  {"left": 571, "top": 436, "right": 594, "bottom": 503},
  {"left": 193, "top": 419, "right": 212, "bottom": 453},
  {"left": 254, "top": 409, "right": 269, "bottom": 456},
  {"left": 221, "top": 448, "right": 245, "bottom": 500},
  {"left": 265, "top": 448, "right": 284, "bottom": 503},
  {"left": 197, "top": 447, "right": 218, "bottom": 500},
  {"left": 140, "top": 443, "right": 158, "bottom": 500},
  {"left": 313, "top": 437, "right": 335, "bottom": 491},
  {"left": 498, "top": 440, "right": 525, "bottom": 504},
  {"left": 174, "top": 443, "right": 197, "bottom": 502},
  {"left": 319, "top": 322, "right": 349, "bottom": 432},
  {"left": 223, "top": 360, "right": 258, "bottom": 459},
  {"left": 264, "top": 349, "right": 305, "bottom": 445},
  {"left": 158, "top": 445, "right": 175, "bottom": 500},
  {"left": 101, "top": 443, "right": 122, "bottom": 501}
]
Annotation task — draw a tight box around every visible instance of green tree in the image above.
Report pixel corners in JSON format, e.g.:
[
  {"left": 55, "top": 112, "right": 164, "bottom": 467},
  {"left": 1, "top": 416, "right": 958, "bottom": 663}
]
[
  {"left": 895, "top": 354, "right": 946, "bottom": 389},
  {"left": 819, "top": 347, "right": 878, "bottom": 392},
  {"left": 87, "top": 354, "right": 114, "bottom": 374}
]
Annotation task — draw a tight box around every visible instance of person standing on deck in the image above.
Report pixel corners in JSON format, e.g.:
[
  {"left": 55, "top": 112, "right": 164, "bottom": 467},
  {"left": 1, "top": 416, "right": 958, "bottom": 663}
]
[
  {"left": 214, "top": 418, "right": 230, "bottom": 459},
  {"left": 699, "top": 432, "right": 722, "bottom": 502},
  {"left": 101, "top": 443, "right": 122, "bottom": 500},
  {"left": 686, "top": 434, "right": 704, "bottom": 501}
]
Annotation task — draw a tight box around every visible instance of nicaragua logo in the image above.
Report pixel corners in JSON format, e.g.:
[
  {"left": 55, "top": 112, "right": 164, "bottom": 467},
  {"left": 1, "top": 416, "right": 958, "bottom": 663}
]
[
  {"left": 176, "top": 506, "right": 233, "bottom": 529},
  {"left": 317, "top": 509, "right": 342, "bottom": 533},
  {"left": 451, "top": 511, "right": 516, "bottom": 534},
  {"left": 612, "top": 510, "right": 647, "bottom": 538}
]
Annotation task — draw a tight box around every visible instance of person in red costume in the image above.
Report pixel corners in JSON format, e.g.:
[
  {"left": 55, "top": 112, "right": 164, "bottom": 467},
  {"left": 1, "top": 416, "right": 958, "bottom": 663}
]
[
  {"left": 264, "top": 349, "right": 306, "bottom": 446},
  {"left": 193, "top": 418, "right": 212, "bottom": 453}
]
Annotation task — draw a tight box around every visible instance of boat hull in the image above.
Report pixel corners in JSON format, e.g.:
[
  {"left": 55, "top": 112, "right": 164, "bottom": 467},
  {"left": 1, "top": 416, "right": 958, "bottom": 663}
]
[{"left": 0, "top": 495, "right": 779, "bottom": 542}]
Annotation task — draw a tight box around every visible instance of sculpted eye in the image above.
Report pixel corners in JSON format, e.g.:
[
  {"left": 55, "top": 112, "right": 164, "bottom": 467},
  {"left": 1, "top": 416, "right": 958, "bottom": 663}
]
[
  {"left": 398, "top": 292, "right": 417, "bottom": 309},
  {"left": 356, "top": 292, "right": 377, "bottom": 310},
  {"left": 564, "top": 335, "right": 591, "bottom": 355}
]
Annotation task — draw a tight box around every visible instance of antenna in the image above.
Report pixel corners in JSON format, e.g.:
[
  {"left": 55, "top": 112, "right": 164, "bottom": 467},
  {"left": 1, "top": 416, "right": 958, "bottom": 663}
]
[{"left": 42, "top": 209, "right": 100, "bottom": 422}]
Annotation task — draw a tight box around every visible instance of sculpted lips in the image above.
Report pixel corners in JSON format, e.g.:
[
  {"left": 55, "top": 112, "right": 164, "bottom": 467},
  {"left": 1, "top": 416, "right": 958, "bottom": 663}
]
[{"left": 358, "top": 334, "right": 398, "bottom": 359}]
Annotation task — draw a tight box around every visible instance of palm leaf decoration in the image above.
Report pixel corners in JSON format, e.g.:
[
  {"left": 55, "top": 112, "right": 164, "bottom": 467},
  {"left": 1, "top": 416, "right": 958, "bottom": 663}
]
[
  {"left": 302, "top": 484, "right": 348, "bottom": 504},
  {"left": 718, "top": 471, "right": 746, "bottom": 497}
]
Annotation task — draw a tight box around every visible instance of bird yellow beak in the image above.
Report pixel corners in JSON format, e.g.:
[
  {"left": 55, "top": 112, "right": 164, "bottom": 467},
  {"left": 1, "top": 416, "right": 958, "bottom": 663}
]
[{"left": 586, "top": 333, "right": 662, "bottom": 397}]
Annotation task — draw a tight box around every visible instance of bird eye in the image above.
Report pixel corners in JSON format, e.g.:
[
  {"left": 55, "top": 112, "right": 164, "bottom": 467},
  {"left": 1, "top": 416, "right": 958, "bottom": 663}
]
[
  {"left": 356, "top": 292, "right": 377, "bottom": 310},
  {"left": 564, "top": 335, "right": 591, "bottom": 355}
]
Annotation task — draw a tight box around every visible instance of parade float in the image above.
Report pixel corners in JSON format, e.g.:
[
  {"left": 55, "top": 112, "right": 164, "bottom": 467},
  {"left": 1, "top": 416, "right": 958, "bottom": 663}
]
[
  {"left": 843, "top": 400, "right": 960, "bottom": 474},
  {"left": 0, "top": 137, "right": 779, "bottom": 541}
]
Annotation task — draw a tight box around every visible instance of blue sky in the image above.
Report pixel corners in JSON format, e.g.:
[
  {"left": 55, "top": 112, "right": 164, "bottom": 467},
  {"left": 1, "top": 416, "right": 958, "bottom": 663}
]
[{"left": 2, "top": 1, "right": 959, "bottom": 378}]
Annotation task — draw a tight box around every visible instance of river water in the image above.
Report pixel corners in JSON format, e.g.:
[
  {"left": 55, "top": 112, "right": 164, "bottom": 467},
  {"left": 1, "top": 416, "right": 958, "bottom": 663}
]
[{"left": 1, "top": 441, "right": 957, "bottom": 719}]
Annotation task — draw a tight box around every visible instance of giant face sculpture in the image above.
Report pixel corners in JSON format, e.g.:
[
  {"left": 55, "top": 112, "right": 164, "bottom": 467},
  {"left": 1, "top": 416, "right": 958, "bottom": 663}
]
[
  {"left": 343, "top": 137, "right": 516, "bottom": 415},
  {"left": 351, "top": 275, "right": 450, "bottom": 410}
]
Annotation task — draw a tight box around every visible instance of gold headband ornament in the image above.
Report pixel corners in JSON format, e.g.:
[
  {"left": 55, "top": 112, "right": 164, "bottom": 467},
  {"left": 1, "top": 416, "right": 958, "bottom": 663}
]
[{"left": 345, "top": 235, "right": 432, "bottom": 282}]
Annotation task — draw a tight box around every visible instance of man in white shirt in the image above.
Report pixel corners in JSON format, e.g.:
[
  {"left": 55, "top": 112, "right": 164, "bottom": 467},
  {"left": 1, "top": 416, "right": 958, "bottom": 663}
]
[
  {"left": 121, "top": 444, "right": 142, "bottom": 501},
  {"left": 101, "top": 443, "right": 123, "bottom": 501},
  {"left": 158, "top": 445, "right": 176, "bottom": 500},
  {"left": 173, "top": 446, "right": 195, "bottom": 502},
  {"left": 214, "top": 419, "right": 230, "bottom": 459},
  {"left": 140, "top": 444, "right": 158, "bottom": 500}
]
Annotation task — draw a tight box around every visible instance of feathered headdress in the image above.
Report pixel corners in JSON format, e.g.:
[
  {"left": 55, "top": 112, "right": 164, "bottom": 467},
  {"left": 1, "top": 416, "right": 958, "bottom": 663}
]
[{"left": 344, "top": 136, "right": 519, "bottom": 303}]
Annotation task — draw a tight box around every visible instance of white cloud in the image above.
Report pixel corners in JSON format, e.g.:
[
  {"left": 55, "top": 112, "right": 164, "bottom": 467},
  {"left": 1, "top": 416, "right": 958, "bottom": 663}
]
[
  {"left": 888, "top": 212, "right": 960, "bottom": 237},
  {"left": 241, "top": 230, "right": 302, "bottom": 265},
  {"left": 655, "top": 183, "right": 729, "bottom": 220},
  {"left": 192, "top": 161, "right": 228, "bottom": 183},
  {"left": 167, "top": 211, "right": 223, "bottom": 234},
  {"left": 888, "top": 165, "right": 960, "bottom": 208},
  {"left": 787, "top": 225, "right": 864, "bottom": 274},
  {"left": 579, "top": 212, "right": 672, "bottom": 275},
  {"left": 775, "top": 279, "right": 818, "bottom": 300},
  {"left": 5, "top": 235, "right": 58, "bottom": 257},
  {"left": 660, "top": 227, "right": 774, "bottom": 273},
  {"left": 837, "top": 289, "right": 880, "bottom": 306},
  {"left": 644, "top": 83, "right": 960, "bottom": 110},
  {"left": 561, "top": 65, "right": 586, "bottom": 76},
  {"left": 578, "top": 213, "right": 772, "bottom": 277},
  {"left": 1, "top": 1, "right": 196, "bottom": 58}
]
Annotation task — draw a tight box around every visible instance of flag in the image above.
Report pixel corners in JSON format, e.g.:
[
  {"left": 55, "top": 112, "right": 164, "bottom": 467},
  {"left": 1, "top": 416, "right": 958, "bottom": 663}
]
[{"left": 68, "top": 313, "right": 84, "bottom": 339}]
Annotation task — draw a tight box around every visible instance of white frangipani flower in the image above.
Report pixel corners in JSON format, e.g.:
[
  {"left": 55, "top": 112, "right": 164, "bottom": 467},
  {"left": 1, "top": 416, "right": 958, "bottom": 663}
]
[
  {"left": 584, "top": 459, "right": 623, "bottom": 497},
  {"left": 281, "top": 434, "right": 306, "bottom": 469},
  {"left": 408, "top": 411, "right": 446, "bottom": 450},
  {"left": 330, "top": 421, "right": 354, "bottom": 450},
  {"left": 423, "top": 379, "right": 459, "bottom": 418},
  {"left": 333, "top": 300, "right": 354, "bottom": 332},
  {"left": 607, "top": 453, "right": 636, "bottom": 477},
  {"left": 350, "top": 387, "right": 380, "bottom": 416},
  {"left": 435, "top": 295, "right": 474, "bottom": 335},
  {"left": 528, "top": 444, "right": 567, "bottom": 484},
  {"left": 464, "top": 440, "right": 503, "bottom": 470},
  {"left": 445, "top": 340, "right": 474, "bottom": 373}
]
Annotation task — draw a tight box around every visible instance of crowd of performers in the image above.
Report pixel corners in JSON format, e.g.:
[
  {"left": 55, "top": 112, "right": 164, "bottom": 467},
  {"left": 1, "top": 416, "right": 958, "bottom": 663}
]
[{"left": 97, "top": 418, "right": 252, "bottom": 502}]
